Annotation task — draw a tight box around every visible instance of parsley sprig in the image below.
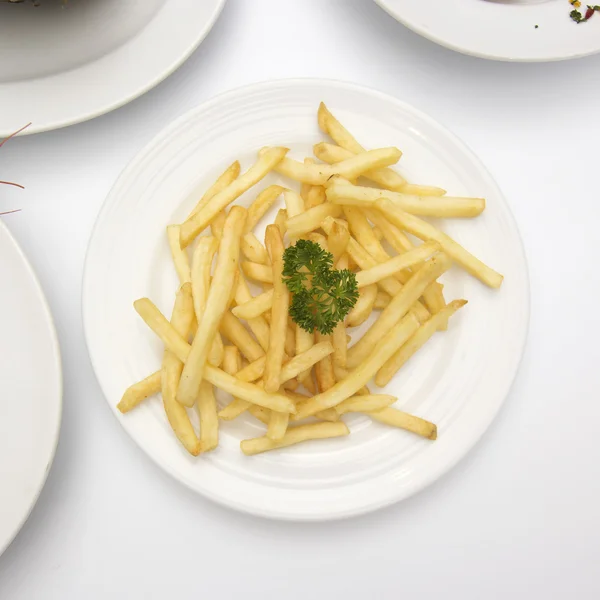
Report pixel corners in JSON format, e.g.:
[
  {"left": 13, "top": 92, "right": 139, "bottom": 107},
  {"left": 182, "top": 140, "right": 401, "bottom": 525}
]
[{"left": 283, "top": 239, "right": 358, "bottom": 335}]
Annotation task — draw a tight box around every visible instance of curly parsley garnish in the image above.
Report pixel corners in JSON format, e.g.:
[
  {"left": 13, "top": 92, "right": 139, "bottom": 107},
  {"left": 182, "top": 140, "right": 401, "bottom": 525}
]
[{"left": 282, "top": 239, "right": 358, "bottom": 335}]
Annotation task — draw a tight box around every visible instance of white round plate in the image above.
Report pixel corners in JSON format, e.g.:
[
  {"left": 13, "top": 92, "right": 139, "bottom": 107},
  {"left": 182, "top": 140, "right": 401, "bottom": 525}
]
[
  {"left": 0, "top": 220, "right": 62, "bottom": 555},
  {"left": 0, "top": 0, "right": 226, "bottom": 136},
  {"left": 374, "top": 0, "right": 600, "bottom": 62},
  {"left": 83, "top": 79, "right": 529, "bottom": 521}
]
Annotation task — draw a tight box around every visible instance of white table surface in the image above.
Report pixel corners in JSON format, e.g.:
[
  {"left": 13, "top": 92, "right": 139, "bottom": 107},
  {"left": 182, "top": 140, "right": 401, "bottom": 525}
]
[{"left": 2, "top": 1, "right": 599, "bottom": 598}]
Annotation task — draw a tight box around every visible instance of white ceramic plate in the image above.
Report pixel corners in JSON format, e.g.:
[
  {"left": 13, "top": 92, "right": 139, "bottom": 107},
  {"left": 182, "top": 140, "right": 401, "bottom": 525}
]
[
  {"left": 374, "top": 0, "right": 600, "bottom": 62},
  {"left": 0, "top": 220, "right": 62, "bottom": 555},
  {"left": 0, "top": 0, "right": 226, "bottom": 136},
  {"left": 83, "top": 79, "right": 529, "bottom": 521}
]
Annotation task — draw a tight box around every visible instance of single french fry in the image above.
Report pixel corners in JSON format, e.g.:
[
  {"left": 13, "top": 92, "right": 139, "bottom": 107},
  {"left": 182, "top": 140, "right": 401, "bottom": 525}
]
[
  {"left": 401, "top": 184, "right": 446, "bottom": 197},
  {"left": 295, "top": 322, "right": 314, "bottom": 388},
  {"left": 295, "top": 312, "right": 420, "bottom": 419},
  {"left": 328, "top": 182, "right": 485, "bottom": 218},
  {"left": 248, "top": 404, "right": 271, "bottom": 425},
  {"left": 191, "top": 236, "right": 223, "bottom": 366},
  {"left": 376, "top": 299, "right": 467, "bottom": 386},
  {"left": 241, "top": 421, "right": 349, "bottom": 456},
  {"left": 264, "top": 225, "right": 289, "bottom": 393},
  {"left": 241, "top": 232, "right": 270, "bottom": 265},
  {"left": 231, "top": 289, "right": 273, "bottom": 320},
  {"left": 235, "top": 356, "right": 265, "bottom": 382},
  {"left": 285, "top": 204, "right": 342, "bottom": 235},
  {"left": 204, "top": 366, "right": 295, "bottom": 413},
  {"left": 245, "top": 184, "right": 285, "bottom": 234},
  {"left": 284, "top": 189, "right": 304, "bottom": 218},
  {"left": 368, "top": 407, "right": 437, "bottom": 440},
  {"left": 317, "top": 103, "right": 407, "bottom": 189},
  {"left": 314, "top": 332, "right": 336, "bottom": 393},
  {"left": 274, "top": 208, "right": 288, "bottom": 238},
  {"left": 346, "top": 254, "right": 451, "bottom": 369},
  {"left": 300, "top": 159, "right": 312, "bottom": 202},
  {"left": 117, "top": 371, "right": 161, "bottom": 413},
  {"left": 343, "top": 206, "right": 391, "bottom": 264},
  {"left": 210, "top": 210, "right": 227, "bottom": 240},
  {"left": 326, "top": 219, "right": 350, "bottom": 263},
  {"left": 218, "top": 346, "right": 250, "bottom": 420},
  {"left": 314, "top": 141, "right": 407, "bottom": 192},
  {"left": 234, "top": 275, "right": 271, "bottom": 352},
  {"left": 166, "top": 225, "right": 191, "bottom": 284},
  {"left": 335, "top": 394, "right": 396, "bottom": 415},
  {"left": 376, "top": 199, "right": 503, "bottom": 288},
  {"left": 267, "top": 410, "right": 289, "bottom": 441},
  {"left": 345, "top": 284, "right": 377, "bottom": 328},
  {"left": 241, "top": 261, "right": 273, "bottom": 284},
  {"left": 195, "top": 380, "right": 219, "bottom": 452},
  {"left": 266, "top": 146, "right": 402, "bottom": 185},
  {"left": 187, "top": 160, "right": 240, "bottom": 219},
  {"left": 178, "top": 207, "right": 246, "bottom": 406},
  {"left": 219, "top": 311, "right": 265, "bottom": 362},
  {"left": 306, "top": 184, "right": 326, "bottom": 210},
  {"left": 374, "top": 291, "right": 391, "bottom": 310},
  {"left": 355, "top": 241, "right": 440, "bottom": 288},
  {"left": 160, "top": 283, "right": 200, "bottom": 455},
  {"left": 180, "top": 148, "right": 287, "bottom": 247}
]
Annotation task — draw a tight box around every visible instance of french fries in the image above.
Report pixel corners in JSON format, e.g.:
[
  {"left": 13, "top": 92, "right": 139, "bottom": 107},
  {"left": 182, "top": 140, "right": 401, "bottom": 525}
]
[
  {"left": 178, "top": 207, "right": 247, "bottom": 406},
  {"left": 121, "top": 101, "right": 504, "bottom": 459},
  {"left": 241, "top": 422, "right": 349, "bottom": 456},
  {"left": 376, "top": 199, "right": 503, "bottom": 288},
  {"left": 180, "top": 148, "right": 287, "bottom": 247},
  {"left": 376, "top": 299, "right": 467, "bottom": 386},
  {"left": 328, "top": 182, "right": 485, "bottom": 218}
]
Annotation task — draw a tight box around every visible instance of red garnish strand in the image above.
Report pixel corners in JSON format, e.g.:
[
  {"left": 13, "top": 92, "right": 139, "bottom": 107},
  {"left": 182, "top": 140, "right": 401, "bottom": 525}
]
[
  {"left": 0, "top": 209, "right": 22, "bottom": 217},
  {"left": 585, "top": 5, "right": 595, "bottom": 18},
  {"left": 0, "top": 122, "right": 31, "bottom": 149},
  {"left": 0, "top": 180, "right": 25, "bottom": 189}
]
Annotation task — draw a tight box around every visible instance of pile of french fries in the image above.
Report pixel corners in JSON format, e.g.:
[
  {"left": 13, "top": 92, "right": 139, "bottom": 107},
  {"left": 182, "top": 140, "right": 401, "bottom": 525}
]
[{"left": 117, "top": 103, "right": 503, "bottom": 457}]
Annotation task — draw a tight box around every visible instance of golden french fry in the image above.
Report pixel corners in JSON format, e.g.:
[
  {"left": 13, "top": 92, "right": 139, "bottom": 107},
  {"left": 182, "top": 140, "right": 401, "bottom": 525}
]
[
  {"left": 235, "top": 356, "right": 265, "bottom": 382},
  {"left": 317, "top": 103, "right": 407, "bottom": 189},
  {"left": 195, "top": 380, "right": 219, "bottom": 452},
  {"left": 210, "top": 210, "right": 227, "bottom": 240},
  {"left": 266, "top": 146, "right": 401, "bottom": 186},
  {"left": 335, "top": 394, "right": 396, "bottom": 415},
  {"left": 234, "top": 275, "right": 271, "bottom": 352},
  {"left": 180, "top": 148, "right": 287, "bottom": 247},
  {"left": 178, "top": 207, "right": 247, "bottom": 406},
  {"left": 328, "top": 182, "right": 485, "bottom": 218},
  {"left": 355, "top": 241, "right": 440, "bottom": 288},
  {"left": 306, "top": 184, "right": 326, "bottom": 210},
  {"left": 295, "top": 322, "right": 314, "bottom": 387},
  {"left": 368, "top": 407, "right": 437, "bottom": 440},
  {"left": 245, "top": 185, "right": 285, "bottom": 234},
  {"left": 314, "top": 332, "right": 336, "bottom": 393},
  {"left": 376, "top": 199, "right": 503, "bottom": 288},
  {"left": 187, "top": 160, "right": 241, "bottom": 219},
  {"left": 241, "top": 261, "right": 273, "bottom": 283},
  {"left": 327, "top": 219, "right": 350, "bottom": 263},
  {"left": 274, "top": 208, "right": 288, "bottom": 238},
  {"left": 267, "top": 410, "right": 289, "bottom": 441},
  {"left": 219, "top": 311, "right": 265, "bottom": 362},
  {"left": 376, "top": 299, "right": 467, "bottom": 386},
  {"left": 248, "top": 404, "right": 271, "bottom": 425},
  {"left": 374, "top": 290, "right": 391, "bottom": 310},
  {"left": 300, "top": 158, "right": 312, "bottom": 202},
  {"left": 401, "top": 184, "right": 446, "bottom": 197},
  {"left": 166, "top": 225, "right": 191, "bottom": 284},
  {"left": 345, "top": 284, "right": 377, "bottom": 328},
  {"left": 231, "top": 289, "right": 273, "bottom": 320},
  {"left": 264, "top": 225, "right": 290, "bottom": 393},
  {"left": 346, "top": 254, "right": 452, "bottom": 369},
  {"left": 218, "top": 346, "right": 250, "bottom": 420},
  {"left": 284, "top": 189, "right": 304, "bottom": 218},
  {"left": 295, "top": 312, "right": 419, "bottom": 419},
  {"left": 285, "top": 204, "right": 342, "bottom": 235},
  {"left": 241, "top": 421, "right": 349, "bottom": 456},
  {"left": 117, "top": 371, "right": 161, "bottom": 413},
  {"left": 331, "top": 322, "right": 347, "bottom": 369},
  {"left": 161, "top": 283, "right": 200, "bottom": 455},
  {"left": 241, "top": 232, "right": 270, "bottom": 264},
  {"left": 343, "top": 206, "right": 391, "bottom": 264},
  {"left": 204, "top": 366, "right": 295, "bottom": 413}
]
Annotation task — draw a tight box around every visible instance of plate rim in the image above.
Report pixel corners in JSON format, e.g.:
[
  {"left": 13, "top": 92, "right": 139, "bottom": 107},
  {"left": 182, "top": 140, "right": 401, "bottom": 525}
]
[
  {"left": 0, "top": 219, "right": 63, "bottom": 555},
  {"left": 83, "top": 77, "right": 530, "bottom": 520},
  {"left": 373, "top": 0, "right": 600, "bottom": 62},
  {"left": 0, "top": 0, "right": 227, "bottom": 137}
]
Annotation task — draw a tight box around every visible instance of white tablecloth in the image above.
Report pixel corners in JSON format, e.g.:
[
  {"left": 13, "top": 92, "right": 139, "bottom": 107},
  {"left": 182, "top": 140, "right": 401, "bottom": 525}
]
[{"left": 2, "top": 1, "right": 599, "bottom": 598}]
